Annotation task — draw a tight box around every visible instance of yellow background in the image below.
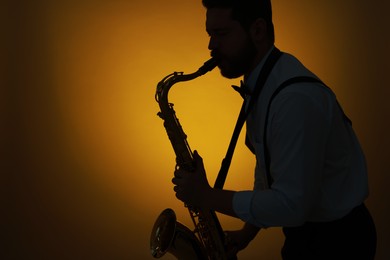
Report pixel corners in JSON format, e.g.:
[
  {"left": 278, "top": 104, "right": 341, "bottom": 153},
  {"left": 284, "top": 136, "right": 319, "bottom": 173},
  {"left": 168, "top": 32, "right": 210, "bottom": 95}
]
[{"left": 3, "top": 0, "right": 389, "bottom": 259}]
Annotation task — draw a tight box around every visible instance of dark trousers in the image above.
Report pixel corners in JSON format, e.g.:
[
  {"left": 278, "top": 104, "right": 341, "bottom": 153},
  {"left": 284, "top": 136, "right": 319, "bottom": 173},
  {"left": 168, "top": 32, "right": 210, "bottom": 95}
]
[{"left": 281, "top": 204, "right": 376, "bottom": 260}]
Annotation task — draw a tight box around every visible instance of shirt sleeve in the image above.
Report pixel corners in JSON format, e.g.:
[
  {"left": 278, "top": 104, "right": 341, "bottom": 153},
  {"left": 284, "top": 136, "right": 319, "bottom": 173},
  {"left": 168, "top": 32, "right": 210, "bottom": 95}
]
[{"left": 233, "top": 86, "right": 333, "bottom": 227}]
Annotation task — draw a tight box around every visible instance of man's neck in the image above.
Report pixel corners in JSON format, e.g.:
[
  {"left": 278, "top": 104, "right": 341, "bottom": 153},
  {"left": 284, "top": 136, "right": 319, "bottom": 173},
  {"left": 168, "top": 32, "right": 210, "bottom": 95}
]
[{"left": 245, "top": 44, "right": 274, "bottom": 81}]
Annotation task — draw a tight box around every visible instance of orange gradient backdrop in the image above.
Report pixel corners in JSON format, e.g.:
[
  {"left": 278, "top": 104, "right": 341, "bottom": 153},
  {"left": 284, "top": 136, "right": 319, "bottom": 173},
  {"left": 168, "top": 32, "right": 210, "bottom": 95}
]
[{"left": 3, "top": 0, "right": 389, "bottom": 259}]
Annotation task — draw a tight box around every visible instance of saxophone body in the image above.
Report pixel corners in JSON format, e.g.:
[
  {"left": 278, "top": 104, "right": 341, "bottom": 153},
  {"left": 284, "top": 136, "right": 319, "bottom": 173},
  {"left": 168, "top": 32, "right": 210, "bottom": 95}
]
[{"left": 150, "top": 58, "right": 227, "bottom": 260}]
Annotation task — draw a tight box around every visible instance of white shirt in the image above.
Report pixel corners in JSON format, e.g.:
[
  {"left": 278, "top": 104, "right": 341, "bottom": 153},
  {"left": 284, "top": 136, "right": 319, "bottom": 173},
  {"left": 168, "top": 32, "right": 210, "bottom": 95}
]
[{"left": 232, "top": 47, "right": 369, "bottom": 228}]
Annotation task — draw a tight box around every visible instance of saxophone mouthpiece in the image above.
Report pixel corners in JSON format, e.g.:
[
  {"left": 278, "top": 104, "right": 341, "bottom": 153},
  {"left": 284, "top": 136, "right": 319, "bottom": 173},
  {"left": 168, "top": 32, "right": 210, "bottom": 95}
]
[{"left": 198, "top": 57, "right": 218, "bottom": 75}]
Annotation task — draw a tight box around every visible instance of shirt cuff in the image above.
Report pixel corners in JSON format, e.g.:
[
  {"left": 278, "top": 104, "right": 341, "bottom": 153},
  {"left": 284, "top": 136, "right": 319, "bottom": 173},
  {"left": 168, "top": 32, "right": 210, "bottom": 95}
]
[{"left": 232, "top": 191, "right": 254, "bottom": 222}]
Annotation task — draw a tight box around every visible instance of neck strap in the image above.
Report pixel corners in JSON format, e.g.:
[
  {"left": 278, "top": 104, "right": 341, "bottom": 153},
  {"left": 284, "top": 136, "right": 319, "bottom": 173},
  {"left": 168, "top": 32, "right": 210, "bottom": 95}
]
[{"left": 214, "top": 47, "right": 282, "bottom": 189}]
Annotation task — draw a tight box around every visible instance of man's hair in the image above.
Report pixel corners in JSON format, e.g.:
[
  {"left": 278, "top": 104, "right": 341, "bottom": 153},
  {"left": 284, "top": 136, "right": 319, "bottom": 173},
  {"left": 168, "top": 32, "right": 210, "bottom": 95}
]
[{"left": 202, "top": 0, "right": 275, "bottom": 43}]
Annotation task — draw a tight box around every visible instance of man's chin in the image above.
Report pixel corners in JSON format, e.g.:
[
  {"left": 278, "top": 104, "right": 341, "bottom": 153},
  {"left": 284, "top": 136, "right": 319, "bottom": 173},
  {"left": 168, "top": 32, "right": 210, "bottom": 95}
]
[
  {"left": 219, "top": 67, "right": 244, "bottom": 79},
  {"left": 217, "top": 60, "right": 245, "bottom": 79}
]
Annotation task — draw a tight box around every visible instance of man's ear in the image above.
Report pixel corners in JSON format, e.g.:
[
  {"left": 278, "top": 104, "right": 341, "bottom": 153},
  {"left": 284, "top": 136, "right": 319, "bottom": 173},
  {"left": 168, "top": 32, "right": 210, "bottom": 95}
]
[{"left": 250, "top": 18, "right": 267, "bottom": 44}]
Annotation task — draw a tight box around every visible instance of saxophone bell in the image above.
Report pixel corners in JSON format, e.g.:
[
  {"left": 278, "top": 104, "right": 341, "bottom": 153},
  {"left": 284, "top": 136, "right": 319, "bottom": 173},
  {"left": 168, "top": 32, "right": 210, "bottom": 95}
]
[
  {"left": 150, "top": 208, "right": 206, "bottom": 259},
  {"left": 150, "top": 208, "right": 176, "bottom": 258}
]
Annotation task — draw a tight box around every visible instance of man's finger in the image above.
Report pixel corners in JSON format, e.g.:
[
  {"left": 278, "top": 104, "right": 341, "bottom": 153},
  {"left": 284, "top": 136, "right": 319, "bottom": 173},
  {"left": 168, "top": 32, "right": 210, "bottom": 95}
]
[
  {"left": 174, "top": 168, "right": 185, "bottom": 178},
  {"left": 226, "top": 246, "right": 238, "bottom": 260},
  {"left": 193, "top": 150, "right": 202, "bottom": 162}
]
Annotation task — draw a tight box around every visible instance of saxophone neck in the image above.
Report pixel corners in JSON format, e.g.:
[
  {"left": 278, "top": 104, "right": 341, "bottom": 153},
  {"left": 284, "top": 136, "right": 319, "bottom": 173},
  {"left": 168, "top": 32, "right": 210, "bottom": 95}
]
[
  {"left": 156, "top": 58, "right": 218, "bottom": 101},
  {"left": 198, "top": 57, "right": 218, "bottom": 75}
]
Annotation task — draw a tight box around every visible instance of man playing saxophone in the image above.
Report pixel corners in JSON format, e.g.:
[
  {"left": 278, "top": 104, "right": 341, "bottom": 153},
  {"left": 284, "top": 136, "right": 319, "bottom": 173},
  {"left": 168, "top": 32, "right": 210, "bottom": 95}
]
[{"left": 172, "top": 0, "right": 376, "bottom": 259}]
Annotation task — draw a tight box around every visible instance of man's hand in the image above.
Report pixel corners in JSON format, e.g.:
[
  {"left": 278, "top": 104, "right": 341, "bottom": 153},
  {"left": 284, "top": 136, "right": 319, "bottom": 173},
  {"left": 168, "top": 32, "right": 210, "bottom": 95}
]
[
  {"left": 172, "top": 150, "right": 211, "bottom": 207},
  {"left": 225, "top": 223, "right": 261, "bottom": 258}
]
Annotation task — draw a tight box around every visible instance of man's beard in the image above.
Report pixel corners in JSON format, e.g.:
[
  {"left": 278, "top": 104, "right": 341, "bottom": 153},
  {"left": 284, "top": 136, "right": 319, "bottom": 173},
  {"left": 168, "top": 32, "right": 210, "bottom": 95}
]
[{"left": 216, "top": 39, "right": 257, "bottom": 79}]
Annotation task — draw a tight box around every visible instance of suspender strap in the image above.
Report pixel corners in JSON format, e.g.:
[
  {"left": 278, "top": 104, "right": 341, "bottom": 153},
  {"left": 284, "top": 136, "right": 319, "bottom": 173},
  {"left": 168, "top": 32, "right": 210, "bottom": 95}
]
[
  {"left": 263, "top": 76, "right": 352, "bottom": 187},
  {"left": 214, "top": 47, "right": 282, "bottom": 189}
]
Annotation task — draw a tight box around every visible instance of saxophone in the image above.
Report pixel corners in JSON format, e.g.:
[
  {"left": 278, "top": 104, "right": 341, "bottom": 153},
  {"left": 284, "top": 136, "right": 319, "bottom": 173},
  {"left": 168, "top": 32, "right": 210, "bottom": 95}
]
[{"left": 150, "top": 58, "right": 228, "bottom": 260}]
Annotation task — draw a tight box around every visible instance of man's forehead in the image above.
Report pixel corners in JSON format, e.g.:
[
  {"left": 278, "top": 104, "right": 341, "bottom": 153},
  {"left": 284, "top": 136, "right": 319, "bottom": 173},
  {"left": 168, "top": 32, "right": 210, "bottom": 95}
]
[{"left": 206, "top": 8, "right": 235, "bottom": 29}]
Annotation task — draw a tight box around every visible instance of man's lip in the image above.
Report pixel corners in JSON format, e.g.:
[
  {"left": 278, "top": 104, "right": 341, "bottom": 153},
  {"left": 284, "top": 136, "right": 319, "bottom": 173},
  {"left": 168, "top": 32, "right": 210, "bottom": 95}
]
[
  {"left": 212, "top": 55, "right": 223, "bottom": 64},
  {"left": 216, "top": 57, "right": 226, "bottom": 66},
  {"left": 211, "top": 51, "right": 221, "bottom": 60}
]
